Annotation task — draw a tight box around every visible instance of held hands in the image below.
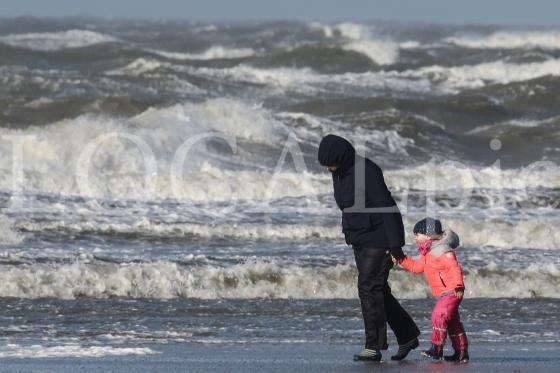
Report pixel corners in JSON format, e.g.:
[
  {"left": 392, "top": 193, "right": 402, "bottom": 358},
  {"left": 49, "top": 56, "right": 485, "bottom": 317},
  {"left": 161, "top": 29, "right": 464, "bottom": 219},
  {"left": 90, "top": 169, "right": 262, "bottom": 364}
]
[
  {"left": 454, "top": 287, "right": 464, "bottom": 299},
  {"left": 388, "top": 247, "right": 405, "bottom": 264}
]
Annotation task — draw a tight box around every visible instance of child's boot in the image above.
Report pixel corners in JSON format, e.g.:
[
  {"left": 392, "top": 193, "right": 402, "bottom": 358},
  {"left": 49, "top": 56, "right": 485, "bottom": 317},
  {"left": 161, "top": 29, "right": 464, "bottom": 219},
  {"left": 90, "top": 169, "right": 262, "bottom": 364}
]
[
  {"left": 421, "top": 344, "right": 443, "bottom": 360},
  {"left": 448, "top": 329, "right": 468, "bottom": 363},
  {"left": 444, "top": 349, "right": 469, "bottom": 363}
]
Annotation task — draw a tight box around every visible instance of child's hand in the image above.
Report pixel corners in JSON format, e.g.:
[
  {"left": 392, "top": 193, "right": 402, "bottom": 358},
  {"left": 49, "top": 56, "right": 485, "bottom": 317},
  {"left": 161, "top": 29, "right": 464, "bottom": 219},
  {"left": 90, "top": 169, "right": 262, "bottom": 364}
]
[
  {"left": 454, "top": 287, "right": 464, "bottom": 299},
  {"left": 391, "top": 255, "right": 397, "bottom": 264}
]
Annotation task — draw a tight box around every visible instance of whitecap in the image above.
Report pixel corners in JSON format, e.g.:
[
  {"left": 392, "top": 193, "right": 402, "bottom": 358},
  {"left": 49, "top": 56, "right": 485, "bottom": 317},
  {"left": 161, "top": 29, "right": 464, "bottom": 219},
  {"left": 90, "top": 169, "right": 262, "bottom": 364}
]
[
  {"left": 105, "top": 58, "right": 164, "bottom": 76},
  {"left": 0, "top": 29, "right": 117, "bottom": 51},
  {"left": 150, "top": 46, "right": 255, "bottom": 60},
  {"left": 445, "top": 30, "right": 560, "bottom": 50},
  {"left": 307, "top": 22, "right": 399, "bottom": 65}
]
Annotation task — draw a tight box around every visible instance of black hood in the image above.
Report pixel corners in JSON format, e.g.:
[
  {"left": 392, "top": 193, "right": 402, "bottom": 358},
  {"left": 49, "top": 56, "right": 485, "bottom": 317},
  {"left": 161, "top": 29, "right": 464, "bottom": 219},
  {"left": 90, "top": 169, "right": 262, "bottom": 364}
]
[{"left": 317, "top": 134, "right": 356, "bottom": 174}]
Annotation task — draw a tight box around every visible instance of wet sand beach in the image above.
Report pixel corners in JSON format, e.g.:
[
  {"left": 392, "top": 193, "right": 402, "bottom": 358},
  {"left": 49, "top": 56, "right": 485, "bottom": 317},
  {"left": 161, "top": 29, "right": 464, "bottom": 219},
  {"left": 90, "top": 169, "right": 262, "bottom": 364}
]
[{"left": 1, "top": 342, "right": 558, "bottom": 373}]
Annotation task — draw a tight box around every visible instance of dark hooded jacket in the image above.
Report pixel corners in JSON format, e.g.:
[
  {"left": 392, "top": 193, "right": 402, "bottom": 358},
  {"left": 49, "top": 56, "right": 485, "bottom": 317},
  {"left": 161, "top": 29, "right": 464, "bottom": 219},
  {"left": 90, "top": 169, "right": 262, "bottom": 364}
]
[{"left": 318, "top": 134, "right": 405, "bottom": 248}]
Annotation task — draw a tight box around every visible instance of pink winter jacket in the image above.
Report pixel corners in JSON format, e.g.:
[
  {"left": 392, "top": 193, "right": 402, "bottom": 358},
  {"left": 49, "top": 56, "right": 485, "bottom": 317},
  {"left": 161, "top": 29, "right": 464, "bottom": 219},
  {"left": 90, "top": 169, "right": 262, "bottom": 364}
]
[{"left": 398, "top": 230, "right": 464, "bottom": 297}]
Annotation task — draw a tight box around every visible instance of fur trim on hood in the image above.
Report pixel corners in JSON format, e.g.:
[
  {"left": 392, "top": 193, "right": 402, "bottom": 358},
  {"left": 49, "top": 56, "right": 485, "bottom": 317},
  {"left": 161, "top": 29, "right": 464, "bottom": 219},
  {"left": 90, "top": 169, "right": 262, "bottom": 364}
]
[{"left": 430, "top": 230, "right": 460, "bottom": 257}]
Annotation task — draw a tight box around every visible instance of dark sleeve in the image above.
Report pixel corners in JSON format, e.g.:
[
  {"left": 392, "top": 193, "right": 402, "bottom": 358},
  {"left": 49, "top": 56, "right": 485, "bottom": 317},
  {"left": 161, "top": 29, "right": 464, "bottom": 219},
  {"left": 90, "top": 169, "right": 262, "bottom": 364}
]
[{"left": 365, "top": 164, "right": 405, "bottom": 248}]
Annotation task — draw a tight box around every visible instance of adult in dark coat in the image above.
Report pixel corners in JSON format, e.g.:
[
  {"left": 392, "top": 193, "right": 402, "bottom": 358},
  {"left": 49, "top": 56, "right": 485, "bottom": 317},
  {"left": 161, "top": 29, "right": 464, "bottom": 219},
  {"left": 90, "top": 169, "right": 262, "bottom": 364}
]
[{"left": 318, "top": 134, "right": 420, "bottom": 361}]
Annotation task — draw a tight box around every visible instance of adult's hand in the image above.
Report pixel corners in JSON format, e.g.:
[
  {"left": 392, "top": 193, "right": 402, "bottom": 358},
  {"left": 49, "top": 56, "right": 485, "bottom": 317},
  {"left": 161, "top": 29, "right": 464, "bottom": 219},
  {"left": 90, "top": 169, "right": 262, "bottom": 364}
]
[{"left": 389, "top": 247, "right": 405, "bottom": 261}]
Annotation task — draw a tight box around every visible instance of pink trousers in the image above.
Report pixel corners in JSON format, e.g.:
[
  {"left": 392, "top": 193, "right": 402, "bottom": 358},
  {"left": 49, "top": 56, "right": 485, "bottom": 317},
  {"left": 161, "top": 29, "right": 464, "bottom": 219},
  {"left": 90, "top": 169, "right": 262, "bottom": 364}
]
[{"left": 431, "top": 293, "right": 468, "bottom": 350}]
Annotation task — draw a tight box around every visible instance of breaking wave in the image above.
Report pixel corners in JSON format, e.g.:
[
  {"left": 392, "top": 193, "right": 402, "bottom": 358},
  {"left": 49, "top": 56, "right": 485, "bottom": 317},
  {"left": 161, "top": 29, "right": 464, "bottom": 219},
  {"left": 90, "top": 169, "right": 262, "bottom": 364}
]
[
  {"left": 445, "top": 30, "right": 560, "bottom": 50},
  {"left": 405, "top": 58, "right": 560, "bottom": 90},
  {"left": 0, "top": 215, "right": 25, "bottom": 245},
  {"left": 150, "top": 46, "right": 256, "bottom": 60},
  {"left": 0, "top": 94, "right": 557, "bottom": 203},
  {"left": 0, "top": 258, "right": 557, "bottom": 299},
  {"left": 14, "top": 215, "right": 560, "bottom": 250},
  {"left": 0, "top": 29, "right": 117, "bottom": 51},
  {"left": 172, "top": 58, "right": 560, "bottom": 95},
  {"left": 309, "top": 22, "right": 399, "bottom": 65}
]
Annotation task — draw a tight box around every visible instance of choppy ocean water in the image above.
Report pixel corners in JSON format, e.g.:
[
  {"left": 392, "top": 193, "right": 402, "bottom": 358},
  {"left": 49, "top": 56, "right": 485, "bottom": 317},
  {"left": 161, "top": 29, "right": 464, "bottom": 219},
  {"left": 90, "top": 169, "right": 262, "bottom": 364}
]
[{"left": 0, "top": 18, "right": 559, "bottom": 357}]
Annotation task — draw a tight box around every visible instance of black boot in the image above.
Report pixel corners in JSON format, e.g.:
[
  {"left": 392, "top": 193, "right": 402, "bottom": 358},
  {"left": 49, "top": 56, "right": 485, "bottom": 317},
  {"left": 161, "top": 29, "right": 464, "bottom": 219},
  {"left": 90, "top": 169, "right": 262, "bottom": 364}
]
[
  {"left": 444, "top": 349, "right": 469, "bottom": 363},
  {"left": 353, "top": 348, "right": 382, "bottom": 362},
  {"left": 391, "top": 338, "right": 419, "bottom": 361},
  {"left": 421, "top": 344, "right": 443, "bottom": 360}
]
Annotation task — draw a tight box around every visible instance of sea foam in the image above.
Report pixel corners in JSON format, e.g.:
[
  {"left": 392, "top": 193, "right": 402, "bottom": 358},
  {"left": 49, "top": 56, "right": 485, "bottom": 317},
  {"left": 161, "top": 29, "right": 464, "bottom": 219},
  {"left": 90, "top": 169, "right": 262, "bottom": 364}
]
[{"left": 0, "top": 343, "right": 157, "bottom": 358}]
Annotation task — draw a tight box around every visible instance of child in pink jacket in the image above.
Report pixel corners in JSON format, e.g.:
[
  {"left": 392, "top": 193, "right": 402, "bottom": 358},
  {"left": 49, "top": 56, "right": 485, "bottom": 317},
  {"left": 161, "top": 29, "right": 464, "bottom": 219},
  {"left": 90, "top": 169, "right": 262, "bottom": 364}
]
[{"left": 394, "top": 218, "right": 469, "bottom": 363}]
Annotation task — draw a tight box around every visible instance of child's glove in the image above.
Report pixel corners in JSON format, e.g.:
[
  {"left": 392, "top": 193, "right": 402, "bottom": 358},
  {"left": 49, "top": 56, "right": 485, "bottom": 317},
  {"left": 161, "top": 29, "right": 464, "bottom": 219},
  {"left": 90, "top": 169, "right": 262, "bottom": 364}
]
[{"left": 454, "top": 287, "right": 464, "bottom": 299}]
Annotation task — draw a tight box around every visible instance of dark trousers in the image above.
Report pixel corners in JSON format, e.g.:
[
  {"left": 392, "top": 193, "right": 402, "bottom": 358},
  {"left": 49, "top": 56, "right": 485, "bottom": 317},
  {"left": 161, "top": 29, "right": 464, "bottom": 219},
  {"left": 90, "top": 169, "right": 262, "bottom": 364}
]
[{"left": 353, "top": 247, "right": 420, "bottom": 350}]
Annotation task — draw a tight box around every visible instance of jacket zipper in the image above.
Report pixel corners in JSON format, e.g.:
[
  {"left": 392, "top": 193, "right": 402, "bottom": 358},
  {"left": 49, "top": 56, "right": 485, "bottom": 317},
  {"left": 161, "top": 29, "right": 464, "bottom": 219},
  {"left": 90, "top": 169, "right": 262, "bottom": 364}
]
[{"left": 438, "top": 272, "right": 446, "bottom": 287}]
